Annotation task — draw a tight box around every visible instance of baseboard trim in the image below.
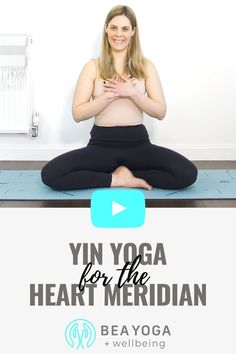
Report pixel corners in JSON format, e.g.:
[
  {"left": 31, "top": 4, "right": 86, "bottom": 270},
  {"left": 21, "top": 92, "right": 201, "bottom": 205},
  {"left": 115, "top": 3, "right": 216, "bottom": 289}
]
[{"left": 0, "top": 144, "right": 235, "bottom": 161}]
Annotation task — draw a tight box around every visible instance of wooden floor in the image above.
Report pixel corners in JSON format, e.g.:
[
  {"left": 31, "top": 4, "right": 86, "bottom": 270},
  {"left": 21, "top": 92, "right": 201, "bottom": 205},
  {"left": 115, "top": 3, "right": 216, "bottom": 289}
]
[{"left": 0, "top": 161, "right": 236, "bottom": 207}]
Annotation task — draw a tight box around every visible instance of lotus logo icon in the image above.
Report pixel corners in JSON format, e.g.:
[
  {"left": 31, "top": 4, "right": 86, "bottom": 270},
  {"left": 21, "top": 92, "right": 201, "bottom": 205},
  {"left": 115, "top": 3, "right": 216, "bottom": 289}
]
[{"left": 65, "top": 318, "right": 96, "bottom": 350}]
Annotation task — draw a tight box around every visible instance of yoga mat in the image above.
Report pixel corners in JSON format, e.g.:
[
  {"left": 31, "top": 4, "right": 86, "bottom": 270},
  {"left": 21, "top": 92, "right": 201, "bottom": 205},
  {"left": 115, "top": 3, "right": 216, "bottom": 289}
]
[{"left": 0, "top": 169, "right": 235, "bottom": 200}]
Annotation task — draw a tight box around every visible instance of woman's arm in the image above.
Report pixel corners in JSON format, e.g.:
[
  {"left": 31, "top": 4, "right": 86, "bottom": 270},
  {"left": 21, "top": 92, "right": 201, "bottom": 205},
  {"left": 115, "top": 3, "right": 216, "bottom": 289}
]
[
  {"left": 131, "top": 59, "right": 167, "bottom": 120},
  {"left": 72, "top": 60, "right": 118, "bottom": 122}
]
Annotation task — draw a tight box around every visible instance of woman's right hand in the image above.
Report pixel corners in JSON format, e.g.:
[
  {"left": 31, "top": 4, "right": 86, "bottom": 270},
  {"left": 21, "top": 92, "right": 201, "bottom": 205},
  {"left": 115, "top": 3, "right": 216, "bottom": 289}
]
[
  {"left": 103, "top": 76, "right": 121, "bottom": 100},
  {"left": 103, "top": 90, "right": 119, "bottom": 101}
]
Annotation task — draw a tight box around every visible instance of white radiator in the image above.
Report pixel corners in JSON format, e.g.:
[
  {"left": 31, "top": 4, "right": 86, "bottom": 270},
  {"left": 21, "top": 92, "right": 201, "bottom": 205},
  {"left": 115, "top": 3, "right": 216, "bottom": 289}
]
[{"left": 0, "top": 34, "right": 33, "bottom": 133}]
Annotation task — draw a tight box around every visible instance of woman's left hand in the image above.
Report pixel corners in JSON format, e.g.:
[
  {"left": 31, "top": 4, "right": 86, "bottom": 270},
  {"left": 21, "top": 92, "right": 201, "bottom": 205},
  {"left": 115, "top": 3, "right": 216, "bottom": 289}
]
[{"left": 103, "top": 75, "right": 137, "bottom": 98}]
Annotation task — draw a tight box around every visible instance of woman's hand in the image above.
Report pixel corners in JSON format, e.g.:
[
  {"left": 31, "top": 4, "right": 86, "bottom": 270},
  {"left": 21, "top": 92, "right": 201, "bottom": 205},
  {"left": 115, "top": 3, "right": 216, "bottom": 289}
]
[
  {"left": 103, "top": 75, "right": 138, "bottom": 98},
  {"left": 103, "top": 90, "right": 119, "bottom": 101}
]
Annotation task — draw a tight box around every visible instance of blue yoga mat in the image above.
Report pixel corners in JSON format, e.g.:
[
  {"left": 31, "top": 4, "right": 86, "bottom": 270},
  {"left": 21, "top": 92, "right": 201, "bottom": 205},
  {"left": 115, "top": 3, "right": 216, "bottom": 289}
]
[{"left": 0, "top": 170, "right": 235, "bottom": 200}]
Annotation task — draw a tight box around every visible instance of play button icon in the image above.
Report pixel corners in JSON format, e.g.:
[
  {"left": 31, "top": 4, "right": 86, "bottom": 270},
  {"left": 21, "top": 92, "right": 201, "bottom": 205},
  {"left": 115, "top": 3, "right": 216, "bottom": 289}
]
[
  {"left": 112, "top": 201, "right": 126, "bottom": 216},
  {"left": 91, "top": 189, "right": 145, "bottom": 228}
]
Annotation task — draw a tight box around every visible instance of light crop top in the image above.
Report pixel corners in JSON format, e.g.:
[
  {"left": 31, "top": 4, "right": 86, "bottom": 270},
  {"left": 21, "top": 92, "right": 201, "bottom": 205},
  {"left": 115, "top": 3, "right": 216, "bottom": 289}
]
[{"left": 92, "top": 76, "right": 146, "bottom": 127}]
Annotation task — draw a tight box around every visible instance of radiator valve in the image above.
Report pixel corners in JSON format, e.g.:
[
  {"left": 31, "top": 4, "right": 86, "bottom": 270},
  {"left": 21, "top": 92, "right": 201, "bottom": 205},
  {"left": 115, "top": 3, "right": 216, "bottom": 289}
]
[{"left": 31, "top": 112, "right": 40, "bottom": 137}]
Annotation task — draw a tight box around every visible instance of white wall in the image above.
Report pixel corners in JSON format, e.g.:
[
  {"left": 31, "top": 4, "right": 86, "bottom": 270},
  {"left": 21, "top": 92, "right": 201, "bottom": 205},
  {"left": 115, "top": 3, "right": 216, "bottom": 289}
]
[{"left": 0, "top": 0, "right": 235, "bottom": 160}]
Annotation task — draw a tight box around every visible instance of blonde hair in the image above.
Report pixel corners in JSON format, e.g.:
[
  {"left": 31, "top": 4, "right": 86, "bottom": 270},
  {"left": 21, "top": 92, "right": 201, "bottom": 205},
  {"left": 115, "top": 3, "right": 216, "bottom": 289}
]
[{"left": 98, "top": 5, "right": 146, "bottom": 80}]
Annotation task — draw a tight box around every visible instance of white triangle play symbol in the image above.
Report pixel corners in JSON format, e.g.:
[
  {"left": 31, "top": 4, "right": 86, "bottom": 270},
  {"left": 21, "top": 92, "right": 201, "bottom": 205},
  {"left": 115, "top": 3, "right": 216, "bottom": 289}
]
[{"left": 112, "top": 201, "right": 126, "bottom": 216}]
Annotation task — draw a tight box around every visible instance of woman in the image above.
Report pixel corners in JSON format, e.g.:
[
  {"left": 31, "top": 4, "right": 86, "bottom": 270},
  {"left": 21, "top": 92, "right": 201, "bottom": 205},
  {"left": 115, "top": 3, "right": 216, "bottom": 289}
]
[{"left": 41, "top": 5, "right": 197, "bottom": 191}]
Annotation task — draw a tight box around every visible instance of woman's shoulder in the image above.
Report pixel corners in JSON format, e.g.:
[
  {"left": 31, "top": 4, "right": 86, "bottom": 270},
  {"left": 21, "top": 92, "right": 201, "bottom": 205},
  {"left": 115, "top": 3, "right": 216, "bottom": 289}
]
[
  {"left": 143, "top": 58, "right": 158, "bottom": 78},
  {"left": 81, "top": 58, "right": 98, "bottom": 79},
  {"left": 143, "top": 58, "right": 156, "bottom": 70}
]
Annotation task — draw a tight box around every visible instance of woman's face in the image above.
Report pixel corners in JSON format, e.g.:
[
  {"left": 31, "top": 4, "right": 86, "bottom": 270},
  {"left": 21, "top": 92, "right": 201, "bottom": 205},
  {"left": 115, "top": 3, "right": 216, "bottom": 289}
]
[{"left": 106, "top": 15, "right": 135, "bottom": 53}]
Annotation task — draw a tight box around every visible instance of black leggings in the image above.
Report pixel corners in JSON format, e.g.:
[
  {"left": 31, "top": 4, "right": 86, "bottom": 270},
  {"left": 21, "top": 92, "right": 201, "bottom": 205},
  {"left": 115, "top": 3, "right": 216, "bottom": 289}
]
[{"left": 41, "top": 124, "right": 198, "bottom": 190}]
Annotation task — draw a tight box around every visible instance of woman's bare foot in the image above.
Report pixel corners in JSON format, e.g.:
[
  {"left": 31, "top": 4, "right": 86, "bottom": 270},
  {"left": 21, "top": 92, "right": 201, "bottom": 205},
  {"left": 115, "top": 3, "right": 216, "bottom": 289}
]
[{"left": 111, "top": 166, "right": 152, "bottom": 191}]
